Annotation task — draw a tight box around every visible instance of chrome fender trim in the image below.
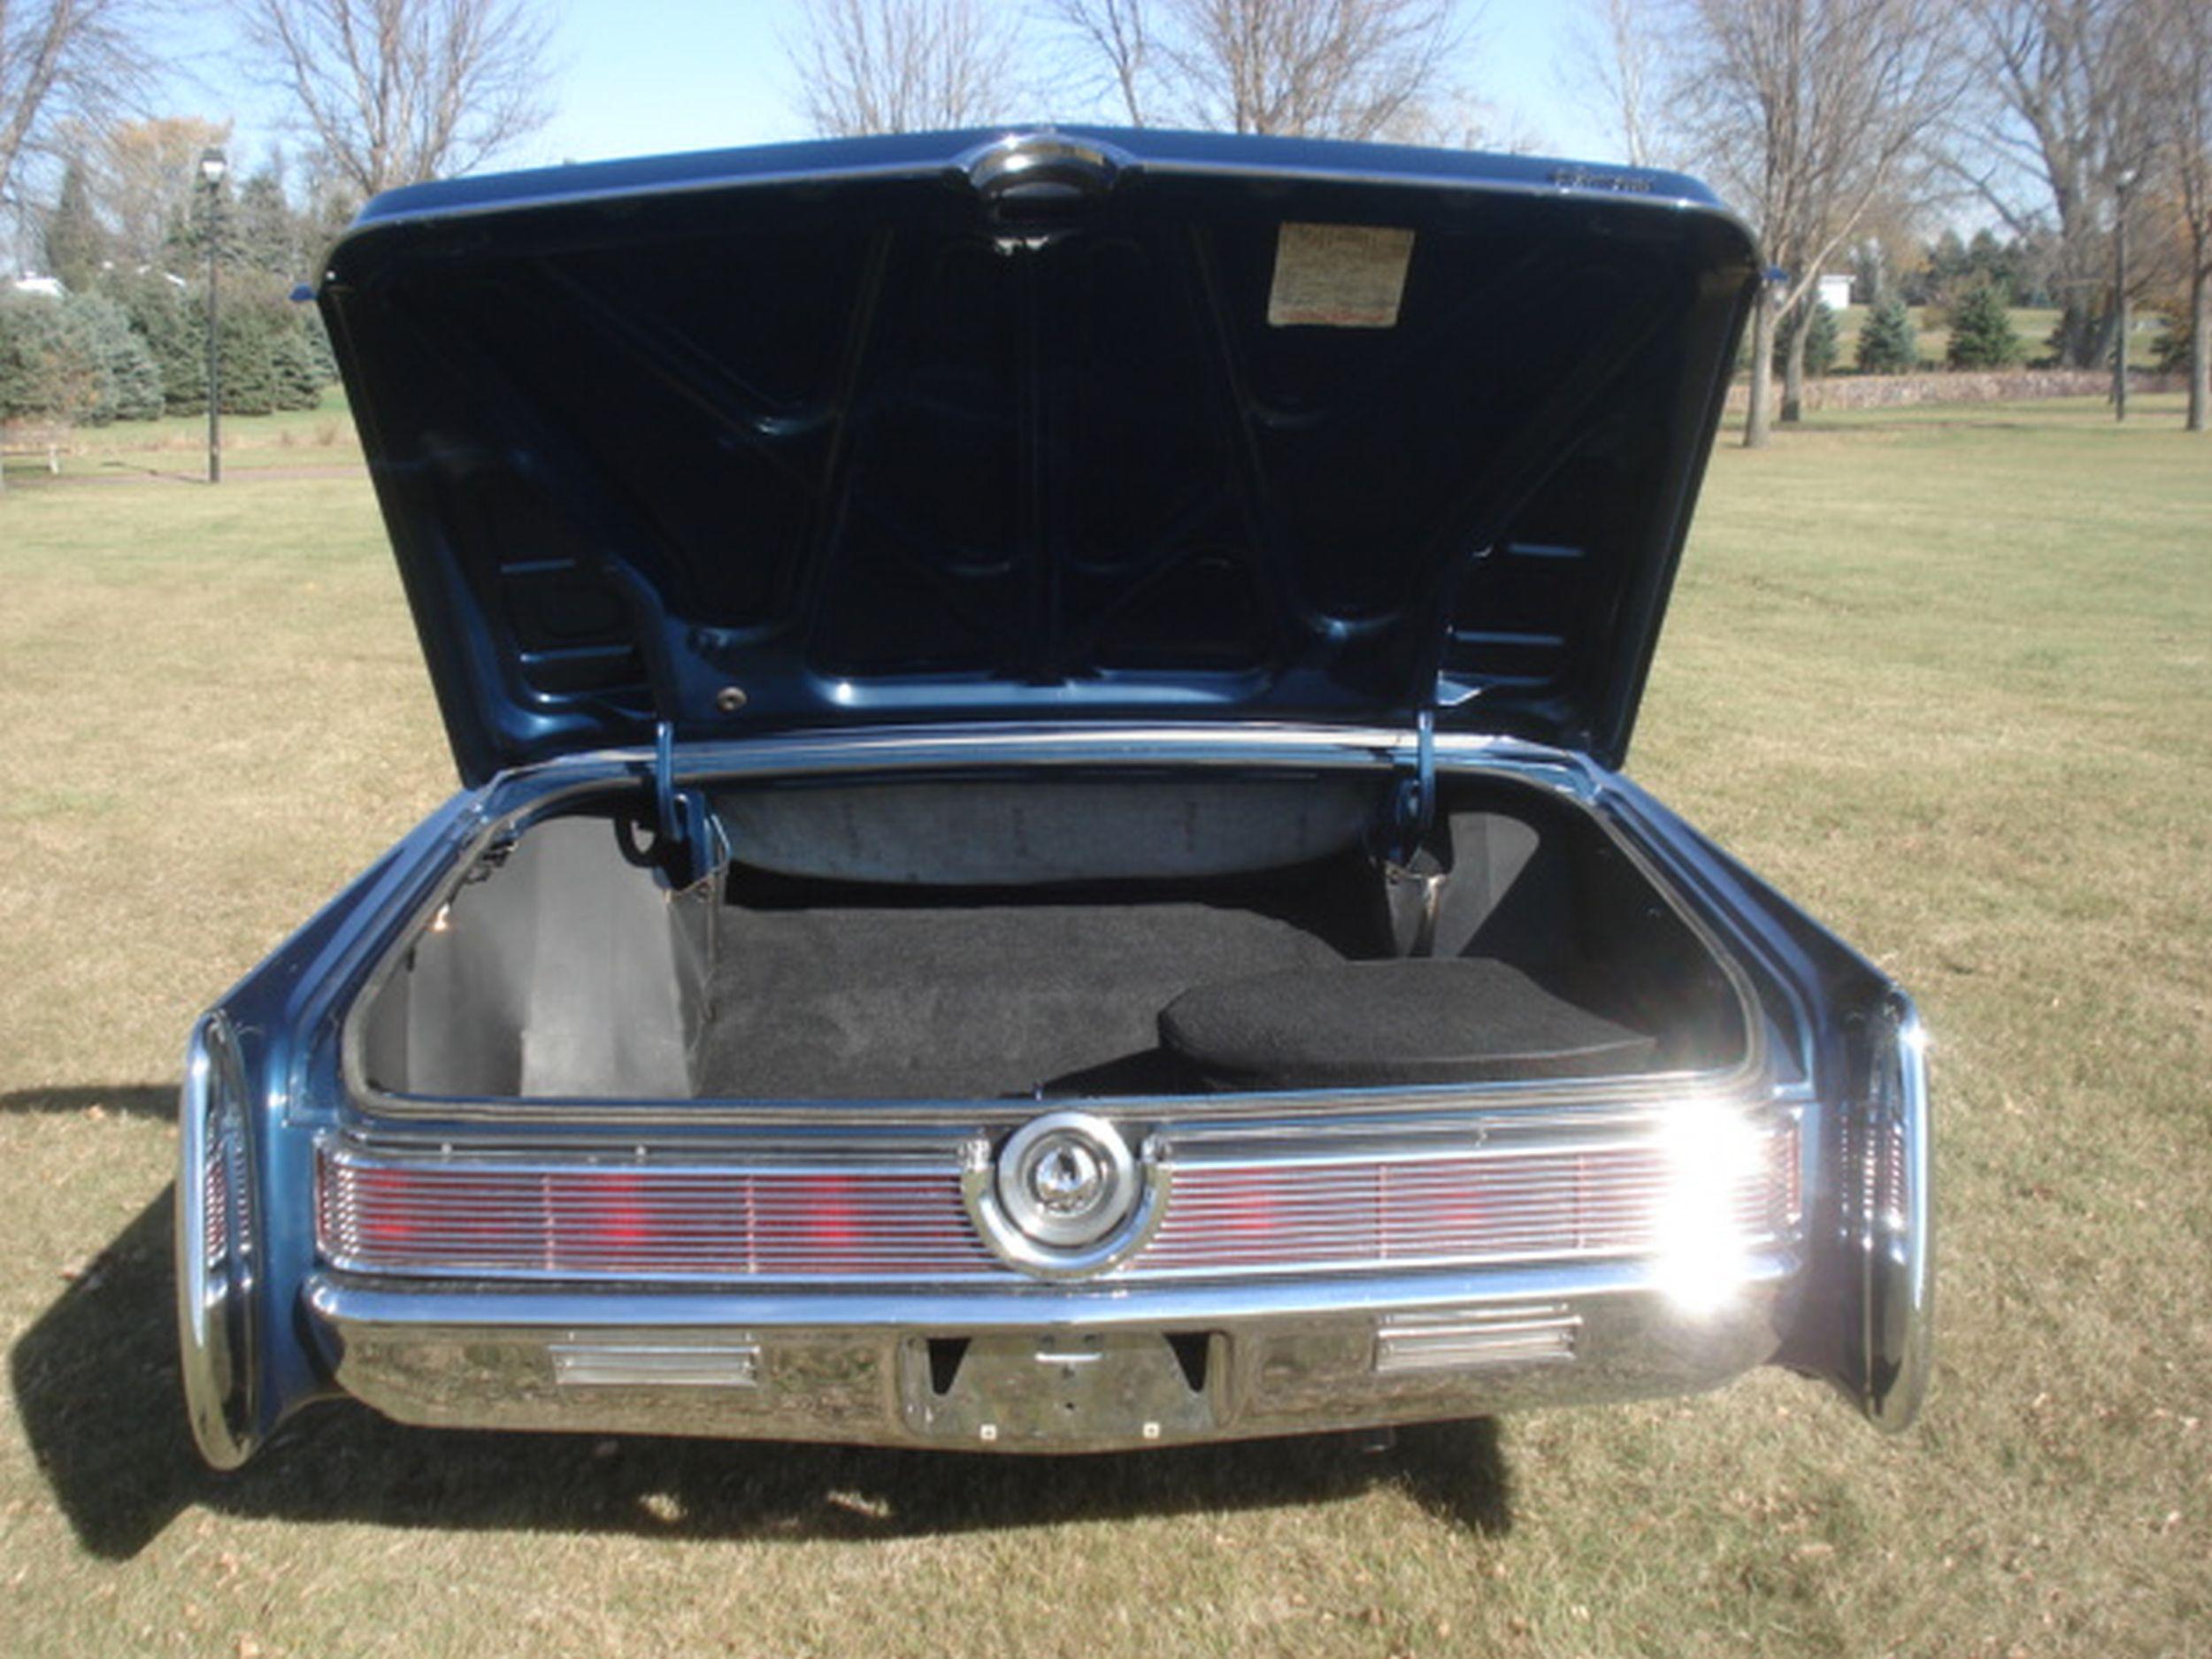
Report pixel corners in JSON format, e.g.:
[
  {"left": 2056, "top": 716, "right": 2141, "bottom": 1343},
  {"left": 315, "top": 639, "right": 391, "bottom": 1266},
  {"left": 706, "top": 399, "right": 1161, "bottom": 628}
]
[
  {"left": 176, "top": 1012, "right": 262, "bottom": 1470},
  {"left": 1857, "top": 996, "right": 1933, "bottom": 1431}
]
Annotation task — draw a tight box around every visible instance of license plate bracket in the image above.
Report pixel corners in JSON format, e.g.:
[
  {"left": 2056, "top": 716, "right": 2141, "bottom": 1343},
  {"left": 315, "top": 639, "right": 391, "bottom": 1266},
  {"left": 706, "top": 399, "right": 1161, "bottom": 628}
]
[{"left": 897, "top": 1330, "right": 1220, "bottom": 1447}]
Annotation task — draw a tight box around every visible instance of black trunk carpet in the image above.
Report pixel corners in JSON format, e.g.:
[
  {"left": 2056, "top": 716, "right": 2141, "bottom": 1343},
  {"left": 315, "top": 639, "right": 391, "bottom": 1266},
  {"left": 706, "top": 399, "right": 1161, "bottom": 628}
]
[{"left": 696, "top": 900, "right": 1356, "bottom": 1101}]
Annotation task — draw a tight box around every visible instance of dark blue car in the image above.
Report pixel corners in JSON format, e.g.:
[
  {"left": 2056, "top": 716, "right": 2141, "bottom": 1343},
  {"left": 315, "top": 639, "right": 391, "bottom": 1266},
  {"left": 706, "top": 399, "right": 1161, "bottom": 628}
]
[{"left": 178, "top": 127, "right": 1929, "bottom": 1469}]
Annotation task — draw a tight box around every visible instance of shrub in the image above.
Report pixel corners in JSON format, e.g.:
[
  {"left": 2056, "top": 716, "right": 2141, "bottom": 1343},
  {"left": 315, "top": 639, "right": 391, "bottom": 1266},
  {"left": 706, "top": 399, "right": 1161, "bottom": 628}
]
[
  {"left": 1947, "top": 284, "right": 2024, "bottom": 370},
  {"left": 1856, "top": 296, "right": 1918, "bottom": 374},
  {"left": 0, "top": 291, "right": 165, "bottom": 425}
]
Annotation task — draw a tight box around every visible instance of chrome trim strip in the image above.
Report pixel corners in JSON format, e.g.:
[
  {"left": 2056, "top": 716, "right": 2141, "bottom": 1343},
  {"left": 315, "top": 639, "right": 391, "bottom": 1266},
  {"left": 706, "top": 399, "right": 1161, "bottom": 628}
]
[
  {"left": 1859, "top": 995, "right": 1933, "bottom": 1432},
  {"left": 176, "top": 1012, "right": 260, "bottom": 1471},
  {"left": 307, "top": 1250, "right": 1795, "bottom": 1331},
  {"left": 550, "top": 1341, "right": 761, "bottom": 1388},
  {"left": 1373, "top": 1304, "right": 1582, "bottom": 1373}
]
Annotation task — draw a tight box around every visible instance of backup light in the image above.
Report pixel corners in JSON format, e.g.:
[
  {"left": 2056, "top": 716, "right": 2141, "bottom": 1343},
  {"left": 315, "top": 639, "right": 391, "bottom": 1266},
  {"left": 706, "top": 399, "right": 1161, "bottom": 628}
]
[{"left": 1652, "top": 1097, "right": 1769, "bottom": 1316}]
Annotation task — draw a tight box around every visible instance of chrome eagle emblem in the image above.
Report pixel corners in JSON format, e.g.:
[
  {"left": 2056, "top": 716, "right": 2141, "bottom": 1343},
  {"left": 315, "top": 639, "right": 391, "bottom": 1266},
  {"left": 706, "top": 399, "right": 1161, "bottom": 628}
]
[{"left": 1029, "top": 1141, "right": 1104, "bottom": 1216}]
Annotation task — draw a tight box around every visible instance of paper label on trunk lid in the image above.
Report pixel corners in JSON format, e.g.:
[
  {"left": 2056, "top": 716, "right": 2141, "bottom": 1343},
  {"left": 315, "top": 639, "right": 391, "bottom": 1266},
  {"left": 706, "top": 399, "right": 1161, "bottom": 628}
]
[{"left": 1267, "top": 223, "right": 1415, "bottom": 327}]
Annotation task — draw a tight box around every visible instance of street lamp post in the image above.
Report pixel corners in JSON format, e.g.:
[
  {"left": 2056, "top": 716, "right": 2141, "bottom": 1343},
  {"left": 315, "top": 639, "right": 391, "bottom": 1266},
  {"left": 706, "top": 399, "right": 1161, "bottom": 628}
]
[
  {"left": 200, "top": 148, "right": 227, "bottom": 482},
  {"left": 2113, "top": 165, "right": 2139, "bottom": 425}
]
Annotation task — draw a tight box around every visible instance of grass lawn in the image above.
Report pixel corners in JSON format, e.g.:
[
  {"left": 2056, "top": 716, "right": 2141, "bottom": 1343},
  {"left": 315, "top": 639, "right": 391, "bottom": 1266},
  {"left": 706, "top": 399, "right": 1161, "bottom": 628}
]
[
  {"left": 1, "top": 398, "right": 2208, "bottom": 1657},
  {"left": 1, "top": 388, "right": 361, "bottom": 485}
]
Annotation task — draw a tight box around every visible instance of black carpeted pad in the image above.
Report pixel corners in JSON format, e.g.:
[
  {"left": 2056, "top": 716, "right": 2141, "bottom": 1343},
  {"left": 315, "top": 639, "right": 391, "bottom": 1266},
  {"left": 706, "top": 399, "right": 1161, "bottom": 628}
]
[
  {"left": 698, "top": 900, "right": 1354, "bottom": 1101},
  {"left": 1158, "top": 957, "right": 1658, "bottom": 1088}
]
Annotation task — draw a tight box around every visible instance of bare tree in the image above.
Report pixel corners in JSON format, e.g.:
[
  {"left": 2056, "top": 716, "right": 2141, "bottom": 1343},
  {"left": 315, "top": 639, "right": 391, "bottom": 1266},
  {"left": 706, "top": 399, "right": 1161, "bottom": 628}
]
[
  {"left": 87, "top": 114, "right": 234, "bottom": 267},
  {"left": 2146, "top": 0, "right": 2212, "bottom": 430},
  {"left": 1672, "top": 0, "right": 1961, "bottom": 446},
  {"left": 246, "top": 0, "right": 556, "bottom": 199},
  {"left": 1047, "top": 0, "right": 1463, "bottom": 139},
  {"left": 1948, "top": 0, "right": 2162, "bottom": 369},
  {"left": 792, "top": 0, "right": 1028, "bottom": 136},
  {"left": 1043, "top": 0, "right": 1153, "bottom": 126},
  {"left": 1378, "top": 86, "right": 1540, "bottom": 153},
  {"left": 1150, "top": 0, "right": 1462, "bottom": 138},
  {"left": 0, "top": 0, "right": 155, "bottom": 210},
  {"left": 1563, "top": 0, "right": 1663, "bottom": 166}
]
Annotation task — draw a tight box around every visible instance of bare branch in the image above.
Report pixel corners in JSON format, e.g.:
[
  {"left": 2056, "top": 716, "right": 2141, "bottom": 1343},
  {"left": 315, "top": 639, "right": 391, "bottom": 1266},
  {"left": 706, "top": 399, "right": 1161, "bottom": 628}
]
[
  {"left": 0, "top": 0, "right": 159, "bottom": 208},
  {"left": 1145, "top": 0, "right": 1463, "bottom": 139},
  {"left": 1041, "top": 0, "right": 1153, "bottom": 125},
  {"left": 790, "top": 0, "right": 1030, "bottom": 136},
  {"left": 2138, "top": 0, "right": 2212, "bottom": 426},
  {"left": 1559, "top": 0, "right": 1663, "bottom": 166},
  {"left": 1947, "top": 0, "right": 2166, "bottom": 366},
  {"left": 245, "top": 0, "right": 557, "bottom": 199},
  {"left": 86, "top": 113, "right": 234, "bottom": 266},
  {"left": 1046, "top": 0, "right": 1466, "bottom": 140},
  {"left": 1663, "top": 0, "right": 1963, "bottom": 444}
]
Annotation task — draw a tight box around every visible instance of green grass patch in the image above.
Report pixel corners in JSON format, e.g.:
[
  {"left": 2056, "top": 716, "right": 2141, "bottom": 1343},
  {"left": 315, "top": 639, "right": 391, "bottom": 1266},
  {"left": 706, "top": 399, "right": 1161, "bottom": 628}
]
[
  {"left": 2, "top": 387, "right": 361, "bottom": 485},
  {"left": 1, "top": 399, "right": 2208, "bottom": 1656}
]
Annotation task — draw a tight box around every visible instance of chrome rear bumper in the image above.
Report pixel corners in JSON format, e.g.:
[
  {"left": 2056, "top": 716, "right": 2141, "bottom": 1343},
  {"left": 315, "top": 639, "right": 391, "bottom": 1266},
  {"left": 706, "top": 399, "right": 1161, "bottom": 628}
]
[{"left": 305, "top": 1255, "right": 1796, "bottom": 1451}]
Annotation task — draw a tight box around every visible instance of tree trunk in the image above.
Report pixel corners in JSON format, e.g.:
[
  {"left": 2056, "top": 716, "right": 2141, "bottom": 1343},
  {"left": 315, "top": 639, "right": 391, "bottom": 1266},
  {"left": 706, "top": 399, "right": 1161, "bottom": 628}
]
[
  {"left": 2191, "top": 266, "right": 2208, "bottom": 435},
  {"left": 1744, "top": 292, "right": 1776, "bottom": 449},
  {"left": 2055, "top": 299, "right": 2101, "bottom": 369},
  {"left": 1781, "top": 306, "right": 1809, "bottom": 424},
  {"left": 2088, "top": 307, "right": 2120, "bottom": 378}
]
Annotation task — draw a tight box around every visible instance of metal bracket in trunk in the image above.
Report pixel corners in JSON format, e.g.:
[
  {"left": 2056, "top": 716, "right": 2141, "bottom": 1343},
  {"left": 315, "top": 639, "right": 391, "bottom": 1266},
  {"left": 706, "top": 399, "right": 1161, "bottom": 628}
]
[{"left": 646, "top": 721, "right": 723, "bottom": 891}]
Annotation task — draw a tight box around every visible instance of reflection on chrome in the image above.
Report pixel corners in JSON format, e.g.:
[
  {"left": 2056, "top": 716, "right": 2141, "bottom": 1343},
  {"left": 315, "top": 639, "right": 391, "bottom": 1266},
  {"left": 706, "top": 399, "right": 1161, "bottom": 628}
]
[{"left": 1653, "top": 1097, "right": 1766, "bottom": 1316}]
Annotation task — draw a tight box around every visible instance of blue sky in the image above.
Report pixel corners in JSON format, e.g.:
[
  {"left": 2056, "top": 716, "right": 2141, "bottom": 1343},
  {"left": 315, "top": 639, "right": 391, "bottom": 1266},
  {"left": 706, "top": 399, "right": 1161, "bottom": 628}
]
[{"left": 174, "top": 0, "right": 1618, "bottom": 179}]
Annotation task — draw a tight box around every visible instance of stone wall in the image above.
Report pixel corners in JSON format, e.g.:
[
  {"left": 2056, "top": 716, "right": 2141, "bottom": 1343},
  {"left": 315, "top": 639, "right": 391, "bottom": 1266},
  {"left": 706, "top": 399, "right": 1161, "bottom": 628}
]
[{"left": 1724, "top": 369, "right": 2182, "bottom": 413}]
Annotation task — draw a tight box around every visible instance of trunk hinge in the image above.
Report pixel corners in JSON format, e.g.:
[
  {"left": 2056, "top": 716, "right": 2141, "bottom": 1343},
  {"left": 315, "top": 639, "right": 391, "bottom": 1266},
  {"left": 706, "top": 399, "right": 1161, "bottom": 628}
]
[
  {"left": 1388, "top": 706, "right": 1438, "bottom": 864},
  {"left": 645, "top": 720, "right": 721, "bottom": 891},
  {"left": 1378, "top": 541, "right": 1485, "bottom": 953},
  {"left": 1379, "top": 707, "right": 1448, "bottom": 956},
  {"left": 1389, "top": 536, "right": 1489, "bottom": 866}
]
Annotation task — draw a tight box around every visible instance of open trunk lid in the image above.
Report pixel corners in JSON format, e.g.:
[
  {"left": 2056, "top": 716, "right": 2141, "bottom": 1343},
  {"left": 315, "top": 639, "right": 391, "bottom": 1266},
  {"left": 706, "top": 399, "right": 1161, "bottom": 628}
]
[{"left": 320, "top": 127, "right": 1759, "bottom": 785}]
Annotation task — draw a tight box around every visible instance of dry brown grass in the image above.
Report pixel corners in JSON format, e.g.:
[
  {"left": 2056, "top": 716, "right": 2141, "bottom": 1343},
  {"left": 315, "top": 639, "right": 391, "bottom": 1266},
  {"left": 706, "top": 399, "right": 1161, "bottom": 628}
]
[{"left": 0, "top": 398, "right": 2207, "bottom": 1657}]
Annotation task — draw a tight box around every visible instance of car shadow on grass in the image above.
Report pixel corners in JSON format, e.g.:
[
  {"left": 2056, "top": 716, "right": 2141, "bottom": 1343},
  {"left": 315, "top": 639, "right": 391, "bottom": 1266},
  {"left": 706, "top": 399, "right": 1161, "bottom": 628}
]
[
  {"left": 12, "top": 1187, "right": 1513, "bottom": 1562},
  {"left": 0, "top": 1082, "right": 176, "bottom": 1122}
]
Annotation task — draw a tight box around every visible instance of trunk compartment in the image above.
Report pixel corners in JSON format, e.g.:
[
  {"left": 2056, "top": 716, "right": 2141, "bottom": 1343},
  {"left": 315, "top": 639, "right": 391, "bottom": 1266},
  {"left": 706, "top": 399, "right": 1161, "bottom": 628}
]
[{"left": 352, "top": 769, "right": 1750, "bottom": 1105}]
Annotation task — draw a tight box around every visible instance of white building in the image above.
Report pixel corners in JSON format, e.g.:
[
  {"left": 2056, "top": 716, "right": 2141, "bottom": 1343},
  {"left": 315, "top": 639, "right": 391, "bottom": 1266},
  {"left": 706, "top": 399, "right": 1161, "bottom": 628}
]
[{"left": 1816, "top": 273, "right": 1854, "bottom": 311}]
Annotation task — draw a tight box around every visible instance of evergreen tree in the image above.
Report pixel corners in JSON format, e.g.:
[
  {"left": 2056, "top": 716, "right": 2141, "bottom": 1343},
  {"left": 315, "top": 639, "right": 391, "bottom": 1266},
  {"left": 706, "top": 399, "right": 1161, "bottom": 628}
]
[
  {"left": 216, "top": 300, "right": 284, "bottom": 416},
  {"left": 0, "top": 296, "right": 91, "bottom": 420},
  {"left": 68, "top": 294, "right": 164, "bottom": 422},
  {"left": 1803, "top": 301, "right": 1839, "bottom": 376},
  {"left": 235, "top": 170, "right": 308, "bottom": 280},
  {"left": 1947, "top": 284, "right": 2025, "bottom": 369},
  {"left": 41, "top": 160, "right": 109, "bottom": 292},
  {"left": 0, "top": 293, "right": 163, "bottom": 424},
  {"left": 1856, "top": 296, "right": 1919, "bottom": 373},
  {"left": 299, "top": 305, "right": 339, "bottom": 388},
  {"left": 111, "top": 274, "right": 206, "bottom": 413},
  {"left": 1773, "top": 300, "right": 1840, "bottom": 377}
]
